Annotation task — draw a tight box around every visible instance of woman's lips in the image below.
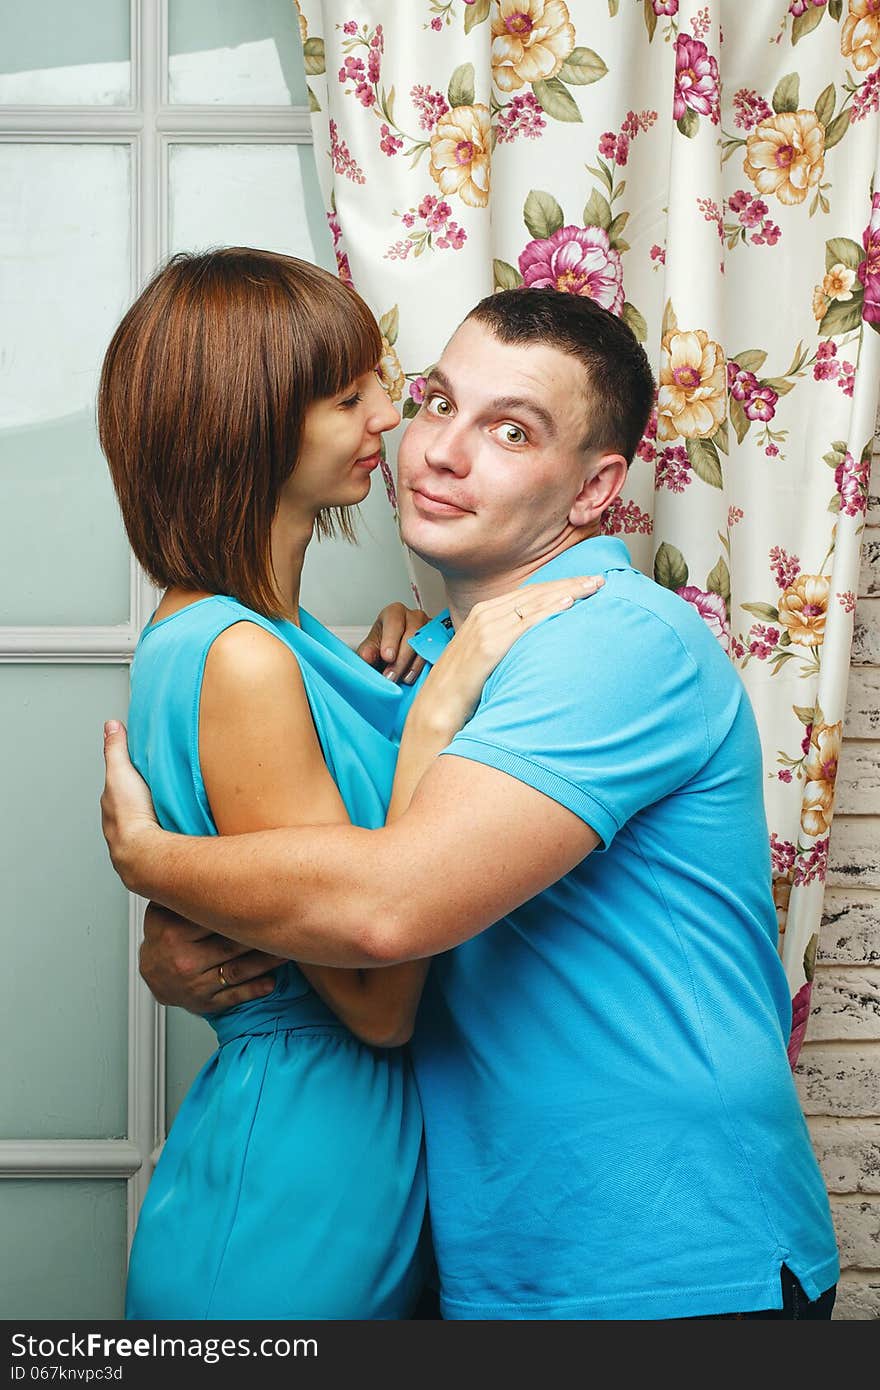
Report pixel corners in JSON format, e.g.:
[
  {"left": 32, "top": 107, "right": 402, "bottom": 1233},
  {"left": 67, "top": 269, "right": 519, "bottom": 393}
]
[{"left": 354, "top": 452, "right": 381, "bottom": 471}]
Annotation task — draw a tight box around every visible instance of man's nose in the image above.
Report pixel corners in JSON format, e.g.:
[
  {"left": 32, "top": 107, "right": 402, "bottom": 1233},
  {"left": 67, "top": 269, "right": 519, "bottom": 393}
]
[{"left": 423, "top": 418, "right": 471, "bottom": 476}]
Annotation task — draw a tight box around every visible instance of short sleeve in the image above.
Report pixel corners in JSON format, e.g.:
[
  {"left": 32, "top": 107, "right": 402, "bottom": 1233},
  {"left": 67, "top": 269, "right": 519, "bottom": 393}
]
[{"left": 441, "top": 594, "right": 709, "bottom": 849}]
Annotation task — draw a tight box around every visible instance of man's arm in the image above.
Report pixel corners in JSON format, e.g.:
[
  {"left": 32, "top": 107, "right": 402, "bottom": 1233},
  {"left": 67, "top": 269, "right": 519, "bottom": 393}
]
[{"left": 103, "top": 727, "right": 599, "bottom": 967}]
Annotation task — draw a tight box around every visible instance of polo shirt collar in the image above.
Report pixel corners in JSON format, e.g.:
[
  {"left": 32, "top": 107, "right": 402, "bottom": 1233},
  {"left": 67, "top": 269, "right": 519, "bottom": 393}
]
[{"left": 408, "top": 536, "right": 634, "bottom": 664}]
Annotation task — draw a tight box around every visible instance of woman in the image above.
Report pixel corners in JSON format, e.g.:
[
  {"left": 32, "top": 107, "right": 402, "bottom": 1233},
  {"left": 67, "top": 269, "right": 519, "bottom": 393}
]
[{"left": 98, "top": 247, "right": 598, "bottom": 1319}]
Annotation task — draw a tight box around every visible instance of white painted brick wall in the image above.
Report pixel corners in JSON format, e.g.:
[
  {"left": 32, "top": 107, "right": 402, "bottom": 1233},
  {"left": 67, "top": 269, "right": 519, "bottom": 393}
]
[{"left": 795, "top": 445, "right": 880, "bottom": 1320}]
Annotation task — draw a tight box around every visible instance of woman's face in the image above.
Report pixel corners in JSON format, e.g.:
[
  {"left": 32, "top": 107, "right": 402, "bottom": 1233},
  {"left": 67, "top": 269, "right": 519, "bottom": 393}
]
[{"left": 280, "top": 368, "right": 400, "bottom": 520}]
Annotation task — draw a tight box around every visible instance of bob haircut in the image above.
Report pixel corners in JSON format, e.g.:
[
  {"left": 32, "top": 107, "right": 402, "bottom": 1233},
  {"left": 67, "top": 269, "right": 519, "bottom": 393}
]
[{"left": 98, "top": 247, "right": 382, "bottom": 616}]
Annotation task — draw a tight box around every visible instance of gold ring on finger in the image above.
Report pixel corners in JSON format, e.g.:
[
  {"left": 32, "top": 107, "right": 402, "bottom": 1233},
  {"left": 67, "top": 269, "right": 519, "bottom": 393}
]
[{"left": 217, "top": 963, "right": 228, "bottom": 988}]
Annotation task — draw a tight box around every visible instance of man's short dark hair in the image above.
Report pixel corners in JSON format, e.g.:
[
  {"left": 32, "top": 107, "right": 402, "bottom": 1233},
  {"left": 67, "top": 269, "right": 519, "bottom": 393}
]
[{"left": 466, "top": 288, "right": 655, "bottom": 465}]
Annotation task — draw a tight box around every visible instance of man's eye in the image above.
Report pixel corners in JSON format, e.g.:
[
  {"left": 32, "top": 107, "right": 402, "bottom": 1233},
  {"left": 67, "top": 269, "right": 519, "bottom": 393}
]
[
  {"left": 499, "top": 423, "right": 526, "bottom": 445},
  {"left": 426, "top": 396, "right": 452, "bottom": 416}
]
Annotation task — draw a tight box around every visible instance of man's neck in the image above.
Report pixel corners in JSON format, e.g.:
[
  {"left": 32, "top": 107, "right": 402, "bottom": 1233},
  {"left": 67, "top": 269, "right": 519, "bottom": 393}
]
[{"left": 443, "top": 524, "right": 600, "bottom": 628}]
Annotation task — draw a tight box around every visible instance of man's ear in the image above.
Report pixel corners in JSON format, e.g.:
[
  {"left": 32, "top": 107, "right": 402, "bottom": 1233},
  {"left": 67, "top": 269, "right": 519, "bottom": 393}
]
[{"left": 569, "top": 453, "right": 628, "bottom": 527}]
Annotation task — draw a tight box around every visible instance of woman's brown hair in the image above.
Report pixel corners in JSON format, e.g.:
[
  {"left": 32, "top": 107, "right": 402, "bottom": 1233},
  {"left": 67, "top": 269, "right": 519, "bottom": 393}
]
[{"left": 98, "top": 247, "right": 382, "bottom": 616}]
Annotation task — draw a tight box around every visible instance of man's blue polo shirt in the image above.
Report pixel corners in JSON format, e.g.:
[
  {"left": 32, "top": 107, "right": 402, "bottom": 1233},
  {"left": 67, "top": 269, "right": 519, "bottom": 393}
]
[{"left": 407, "top": 536, "right": 838, "bottom": 1320}]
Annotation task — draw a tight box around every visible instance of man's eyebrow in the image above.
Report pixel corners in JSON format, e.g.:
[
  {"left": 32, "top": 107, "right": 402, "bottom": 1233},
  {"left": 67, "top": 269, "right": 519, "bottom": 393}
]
[
  {"left": 424, "top": 370, "right": 557, "bottom": 437},
  {"left": 423, "top": 366, "right": 454, "bottom": 396},
  {"left": 486, "top": 395, "right": 556, "bottom": 437}
]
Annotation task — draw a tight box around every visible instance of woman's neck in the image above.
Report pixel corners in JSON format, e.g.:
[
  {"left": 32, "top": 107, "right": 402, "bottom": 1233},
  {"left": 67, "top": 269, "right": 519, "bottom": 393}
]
[{"left": 269, "top": 508, "right": 315, "bottom": 625}]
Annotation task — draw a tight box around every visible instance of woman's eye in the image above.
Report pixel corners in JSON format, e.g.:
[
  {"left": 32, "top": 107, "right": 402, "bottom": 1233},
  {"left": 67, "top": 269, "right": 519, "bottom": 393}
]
[
  {"left": 426, "top": 395, "right": 452, "bottom": 416},
  {"left": 340, "top": 391, "right": 363, "bottom": 409}
]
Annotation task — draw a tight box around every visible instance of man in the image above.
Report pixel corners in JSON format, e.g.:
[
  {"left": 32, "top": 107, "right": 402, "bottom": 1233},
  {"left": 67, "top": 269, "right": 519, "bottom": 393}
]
[{"left": 102, "top": 288, "right": 838, "bottom": 1319}]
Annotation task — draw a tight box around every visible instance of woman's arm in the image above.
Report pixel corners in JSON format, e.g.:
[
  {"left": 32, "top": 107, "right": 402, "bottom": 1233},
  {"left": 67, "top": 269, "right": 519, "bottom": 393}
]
[{"left": 199, "top": 620, "right": 426, "bottom": 1047}]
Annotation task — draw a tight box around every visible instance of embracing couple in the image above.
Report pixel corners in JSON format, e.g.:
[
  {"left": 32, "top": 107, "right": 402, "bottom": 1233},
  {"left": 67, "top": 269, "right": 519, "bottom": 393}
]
[{"left": 100, "top": 249, "right": 838, "bottom": 1321}]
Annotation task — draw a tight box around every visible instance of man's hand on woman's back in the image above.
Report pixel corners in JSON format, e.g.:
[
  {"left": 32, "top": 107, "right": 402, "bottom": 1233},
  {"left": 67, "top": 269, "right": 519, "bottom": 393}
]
[{"left": 139, "top": 902, "right": 282, "bottom": 1015}]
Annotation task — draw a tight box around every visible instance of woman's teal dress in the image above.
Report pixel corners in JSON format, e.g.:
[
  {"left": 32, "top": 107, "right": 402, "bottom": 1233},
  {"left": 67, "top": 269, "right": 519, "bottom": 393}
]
[{"left": 124, "top": 596, "right": 428, "bottom": 1320}]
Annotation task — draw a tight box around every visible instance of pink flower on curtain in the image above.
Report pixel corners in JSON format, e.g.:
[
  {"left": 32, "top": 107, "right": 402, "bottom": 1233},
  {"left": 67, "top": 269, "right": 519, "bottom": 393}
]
[
  {"left": 518, "top": 225, "right": 624, "bottom": 312},
  {"left": 673, "top": 35, "right": 720, "bottom": 123},
  {"left": 787, "top": 981, "right": 813, "bottom": 1068},
  {"left": 835, "top": 448, "right": 871, "bottom": 515},
  {"left": 858, "top": 190, "right": 880, "bottom": 325},
  {"left": 675, "top": 586, "right": 731, "bottom": 650}
]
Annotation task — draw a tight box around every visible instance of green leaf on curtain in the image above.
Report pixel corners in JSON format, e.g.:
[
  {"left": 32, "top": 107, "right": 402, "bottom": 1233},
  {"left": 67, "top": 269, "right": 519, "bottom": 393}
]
[
  {"left": 685, "top": 436, "right": 723, "bottom": 488},
  {"left": 676, "top": 109, "right": 700, "bottom": 139},
  {"left": 307, "top": 84, "right": 321, "bottom": 112},
  {"left": 706, "top": 556, "right": 731, "bottom": 607},
  {"left": 608, "top": 0, "right": 620, "bottom": 14},
  {"left": 772, "top": 73, "right": 800, "bottom": 114},
  {"left": 379, "top": 306, "right": 399, "bottom": 345},
  {"left": 728, "top": 395, "right": 750, "bottom": 445},
  {"left": 448, "top": 63, "right": 476, "bottom": 109},
  {"left": 712, "top": 418, "right": 729, "bottom": 454},
  {"left": 608, "top": 210, "right": 630, "bottom": 242},
  {"left": 814, "top": 83, "right": 836, "bottom": 127},
  {"left": 732, "top": 349, "right": 768, "bottom": 374},
  {"left": 583, "top": 188, "right": 612, "bottom": 230},
  {"left": 621, "top": 302, "right": 648, "bottom": 342},
  {"left": 557, "top": 48, "right": 608, "bottom": 86},
  {"left": 761, "top": 375, "right": 796, "bottom": 395},
  {"left": 803, "top": 933, "right": 819, "bottom": 982},
  {"left": 302, "top": 38, "right": 325, "bottom": 75},
  {"left": 523, "top": 189, "right": 565, "bottom": 240},
  {"left": 532, "top": 77, "right": 583, "bottom": 122},
  {"left": 741, "top": 602, "right": 780, "bottom": 621},
  {"left": 493, "top": 259, "right": 524, "bottom": 290},
  {"left": 823, "top": 108, "right": 851, "bottom": 148},
  {"left": 793, "top": 704, "right": 816, "bottom": 725},
  {"left": 401, "top": 398, "right": 420, "bottom": 419},
  {"left": 643, "top": 0, "right": 657, "bottom": 41},
  {"left": 654, "top": 542, "right": 688, "bottom": 591},
  {"left": 465, "top": 0, "right": 491, "bottom": 33},
  {"left": 661, "top": 299, "right": 678, "bottom": 338},
  {"left": 828, "top": 492, "right": 842, "bottom": 512},
  {"left": 829, "top": 0, "right": 843, "bottom": 17},
  {"left": 818, "top": 292, "right": 864, "bottom": 337},
  {"left": 792, "top": 5, "right": 825, "bottom": 44},
  {"left": 825, "top": 236, "right": 864, "bottom": 271}
]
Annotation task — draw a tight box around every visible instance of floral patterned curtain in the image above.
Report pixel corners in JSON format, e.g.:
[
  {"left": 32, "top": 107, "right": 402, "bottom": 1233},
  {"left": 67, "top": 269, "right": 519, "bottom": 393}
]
[{"left": 295, "top": 0, "right": 880, "bottom": 1061}]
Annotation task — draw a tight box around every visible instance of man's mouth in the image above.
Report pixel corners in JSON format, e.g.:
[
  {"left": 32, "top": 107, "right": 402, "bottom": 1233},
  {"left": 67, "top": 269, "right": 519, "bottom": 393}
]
[{"left": 410, "top": 486, "right": 472, "bottom": 516}]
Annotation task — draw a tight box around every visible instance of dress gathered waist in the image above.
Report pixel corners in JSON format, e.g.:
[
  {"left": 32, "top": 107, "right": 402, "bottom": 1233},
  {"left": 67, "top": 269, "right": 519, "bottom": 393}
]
[{"left": 208, "top": 989, "right": 346, "bottom": 1046}]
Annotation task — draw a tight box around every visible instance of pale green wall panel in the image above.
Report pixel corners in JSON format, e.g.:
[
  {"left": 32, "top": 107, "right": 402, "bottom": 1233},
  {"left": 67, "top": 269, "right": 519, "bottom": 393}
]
[
  {"left": 0, "top": 665, "right": 130, "bottom": 1140},
  {"left": 0, "top": 143, "right": 132, "bottom": 627},
  {"left": 165, "top": 1010, "right": 216, "bottom": 1130},
  {"left": 0, "top": 0, "right": 130, "bottom": 105},
  {"left": 169, "top": 0, "right": 308, "bottom": 105},
  {"left": 0, "top": 1181, "right": 126, "bottom": 1319}
]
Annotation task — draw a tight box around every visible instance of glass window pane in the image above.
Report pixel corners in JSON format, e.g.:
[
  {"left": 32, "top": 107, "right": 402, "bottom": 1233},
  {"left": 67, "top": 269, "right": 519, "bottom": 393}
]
[
  {"left": 168, "top": 0, "right": 308, "bottom": 106},
  {"left": 0, "top": 1181, "right": 126, "bottom": 1318},
  {"left": 0, "top": 143, "right": 133, "bottom": 627},
  {"left": 168, "top": 142, "right": 332, "bottom": 265},
  {"left": 0, "top": 1, "right": 130, "bottom": 106},
  {"left": 0, "top": 665, "right": 130, "bottom": 1140}
]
